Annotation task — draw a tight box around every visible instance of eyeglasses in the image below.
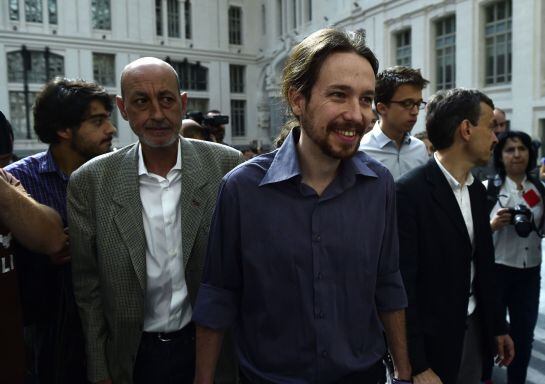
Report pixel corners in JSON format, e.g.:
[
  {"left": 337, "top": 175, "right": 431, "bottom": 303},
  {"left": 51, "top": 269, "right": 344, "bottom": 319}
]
[{"left": 389, "top": 99, "right": 427, "bottom": 110}]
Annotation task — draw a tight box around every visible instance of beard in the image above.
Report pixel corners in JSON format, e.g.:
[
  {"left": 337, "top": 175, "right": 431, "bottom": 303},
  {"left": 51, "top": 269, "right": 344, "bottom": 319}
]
[
  {"left": 71, "top": 132, "right": 112, "bottom": 160},
  {"left": 300, "top": 114, "right": 365, "bottom": 160}
]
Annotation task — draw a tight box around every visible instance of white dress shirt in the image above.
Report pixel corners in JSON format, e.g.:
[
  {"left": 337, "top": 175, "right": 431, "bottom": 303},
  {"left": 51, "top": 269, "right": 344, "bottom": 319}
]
[
  {"left": 359, "top": 122, "right": 429, "bottom": 180},
  {"left": 486, "top": 176, "right": 543, "bottom": 269},
  {"left": 434, "top": 153, "right": 477, "bottom": 316},
  {"left": 138, "top": 141, "right": 192, "bottom": 332}
]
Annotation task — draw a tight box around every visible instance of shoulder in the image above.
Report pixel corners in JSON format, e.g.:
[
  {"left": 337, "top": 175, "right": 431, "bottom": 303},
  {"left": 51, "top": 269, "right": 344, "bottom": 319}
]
[
  {"left": 396, "top": 161, "right": 430, "bottom": 190},
  {"left": 72, "top": 144, "right": 136, "bottom": 182},
  {"left": 4, "top": 151, "right": 46, "bottom": 177},
  {"left": 222, "top": 151, "right": 275, "bottom": 188}
]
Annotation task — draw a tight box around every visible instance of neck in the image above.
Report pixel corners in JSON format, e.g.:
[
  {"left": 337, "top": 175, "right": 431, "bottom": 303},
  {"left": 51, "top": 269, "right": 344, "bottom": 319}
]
[
  {"left": 50, "top": 143, "right": 87, "bottom": 176},
  {"left": 507, "top": 173, "right": 526, "bottom": 188},
  {"left": 380, "top": 120, "right": 404, "bottom": 148},
  {"left": 141, "top": 140, "right": 179, "bottom": 178},
  {"left": 297, "top": 132, "right": 340, "bottom": 196},
  {"left": 435, "top": 149, "right": 473, "bottom": 185}
]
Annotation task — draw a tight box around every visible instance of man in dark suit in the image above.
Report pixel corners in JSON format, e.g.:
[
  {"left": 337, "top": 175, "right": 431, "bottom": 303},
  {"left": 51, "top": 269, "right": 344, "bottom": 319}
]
[{"left": 396, "top": 89, "right": 514, "bottom": 384}]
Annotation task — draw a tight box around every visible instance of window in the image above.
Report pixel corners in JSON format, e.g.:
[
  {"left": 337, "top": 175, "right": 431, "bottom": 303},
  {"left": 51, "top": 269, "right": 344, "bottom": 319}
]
[
  {"left": 10, "top": 0, "right": 57, "bottom": 23},
  {"left": 93, "top": 53, "right": 116, "bottom": 87},
  {"left": 395, "top": 29, "right": 411, "bottom": 66},
  {"left": 25, "top": 0, "right": 43, "bottom": 22},
  {"left": 48, "top": 0, "right": 57, "bottom": 24},
  {"left": 231, "top": 100, "right": 246, "bottom": 137},
  {"left": 156, "top": 0, "right": 162, "bottom": 36},
  {"left": 261, "top": 4, "right": 266, "bottom": 35},
  {"left": 9, "top": 0, "right": 19, "bottom": 20},
  {"left": 171, "top": 61, "right": 208, "bottom": 91},
  {"left": 230, "top": 65, "right": 245, "bottom": 93},
  {"left": 7, "top": 50, "right": 64, "bottom": 83},
  {"left": 485, "top": 0, "right": 512, "bottom": 85},
  {"left": 186, "top": 98, "right": 209, "bottom": 114},
  {"left": 9, "top": 91, "right": 38, "bottom": 139},
  {"left": 228, "top": 6, "right": 242, "bottom": 45},
  {"left": 184, "top": 1, "right": 192, "bottom": 39},
  {"left": 91, "top": 0, "right": 111, "bottom": 30},
  {"left": 292, "top": 0, "right": 297, "bottom": 29},
  {"left": 167, "top": 0, "right": 180, "bottom": 37},
  {"left": 436, "top": 16, "right": 456, "bottom": 90},
  {"left": 307, "top": 0, "right": 312, "bottom": 21}
]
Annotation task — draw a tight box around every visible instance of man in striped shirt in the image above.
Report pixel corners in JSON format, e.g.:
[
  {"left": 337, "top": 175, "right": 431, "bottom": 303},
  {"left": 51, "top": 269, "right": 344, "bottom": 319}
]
[{"left": 5, "top": 77, "right": 116, "bottom": 383}]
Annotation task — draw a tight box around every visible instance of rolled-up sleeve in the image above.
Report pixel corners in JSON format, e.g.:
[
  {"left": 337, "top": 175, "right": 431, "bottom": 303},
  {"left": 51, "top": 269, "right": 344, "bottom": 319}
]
[
  {"left": 375, "top": 172, "right": 408, "bottom": 311},
  {"left": 193, "top": 175, "right": 242, "bottom": 330}
]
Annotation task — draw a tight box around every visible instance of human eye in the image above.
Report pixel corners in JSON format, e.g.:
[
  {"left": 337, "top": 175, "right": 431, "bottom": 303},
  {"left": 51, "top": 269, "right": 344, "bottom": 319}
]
[
  {"left": 360, "top": 96, "right": 373, "bottom": 106},
  {"left": 401, "top": 100, "right": 415, "bottom": 109},
  {"left": 329, "top": 91, "right": 346, "bottom": 99}
]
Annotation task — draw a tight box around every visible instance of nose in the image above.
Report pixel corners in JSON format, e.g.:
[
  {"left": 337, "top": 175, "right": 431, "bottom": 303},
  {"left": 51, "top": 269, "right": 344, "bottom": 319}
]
[
  {"left": 149, "top": 98, "right": 166, "bottom": 121},
  {"left": 342, "top": 98, "right": 364, "bottom": 124},
  {"left": 410, "top": 104, "right": 420, "bottom": 115},
  {"left": 106, "top": 120, "right": 117, "bottom": 135}
]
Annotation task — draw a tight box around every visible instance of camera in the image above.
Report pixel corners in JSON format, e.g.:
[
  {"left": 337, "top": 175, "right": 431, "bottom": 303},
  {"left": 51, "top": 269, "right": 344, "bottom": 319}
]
[
  {"left": 185, "top": 111, "right": 229, "bottom": 127},
  {"left": 508, "top": 204, "right": 533, "bottom": 237}
]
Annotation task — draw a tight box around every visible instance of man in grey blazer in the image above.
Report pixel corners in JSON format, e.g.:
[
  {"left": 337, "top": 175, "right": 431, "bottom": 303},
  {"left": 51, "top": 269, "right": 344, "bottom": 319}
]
[{"left": 68, "top": 57, "right": 242, "bottom": 384}]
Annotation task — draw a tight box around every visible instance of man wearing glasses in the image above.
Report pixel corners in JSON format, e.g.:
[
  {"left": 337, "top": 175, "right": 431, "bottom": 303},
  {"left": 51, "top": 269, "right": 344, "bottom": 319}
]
[
  {"left": 5, "top": 78, "right": 116, "bottom": 383},
  {"left": 360, "top": 66, "right": 430, "bottom": 180}
]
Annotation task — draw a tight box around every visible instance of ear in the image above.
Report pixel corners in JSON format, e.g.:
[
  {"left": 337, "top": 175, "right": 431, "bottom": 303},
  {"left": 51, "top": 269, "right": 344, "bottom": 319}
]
[
  {"left": 56, "top": 127, "right": 73, "bottom": 141},
  {"left": 116, "top": 95, "right": 128, "bottom": 121},
  {"left": 288, "top": 87, "right": 305, "bottom": 118},
  {"left": 180, "top": 92, "right": 188, "bottom": 116},
  {"left": 376, "top": 102, "right": 388, "bottom": 117},
  {"left": 459, "top": 119, "right": 472, "bottom": 142}
]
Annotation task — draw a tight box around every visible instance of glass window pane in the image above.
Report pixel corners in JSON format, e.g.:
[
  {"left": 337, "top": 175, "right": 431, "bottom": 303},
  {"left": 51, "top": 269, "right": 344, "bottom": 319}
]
[
  {"left": 184, "top": 1, "right": 192, "bottom": 39},
  {"left": 10, "top": 0, "right": 19, "bottom": 20},
  {"left": 156, "top": 0, "right": 162, "bottom": 36},
  {"left": 93, "top": 53, "right": 116, "bottom": 86},
  {"left": 167, "top": 0, "right": 180, "bottom": 37},
  {"left": 231, "top": 100, "right": 246, "bottom": 137},
  {"left": 92, "top": 0, "right": 111, "bottom": 30},
  {"left": 49, "top": 0, "right": 57, "bottom": 24},
  {"left": 484, "top": 0, "right": 511, "bottom": 85},
  {"left": 25, "top": 0, "right": 43, "bottom": 23},
  {"left": 229, "top": 6, "right": 242, "bottom": 45},
  {"left": 9, "top": 91, "right": 38, "bottom": 140}
]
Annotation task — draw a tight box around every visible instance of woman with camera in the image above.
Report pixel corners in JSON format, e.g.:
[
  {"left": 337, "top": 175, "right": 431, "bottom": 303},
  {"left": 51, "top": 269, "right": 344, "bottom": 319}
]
[{"left": 485, "top": 131, "right": 543, "bottom": 384}]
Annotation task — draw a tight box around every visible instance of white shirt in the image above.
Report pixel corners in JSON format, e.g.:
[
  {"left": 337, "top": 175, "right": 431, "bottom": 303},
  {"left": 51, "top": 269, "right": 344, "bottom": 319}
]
[
  {"left": 434, "top": 153, "right": 477, "bottom": 316},
  {"left": 486, "top": 176, "right": 543, "bottom": 269},
  {"left": 359, "top": 122, "right": 429, "bottom": 180},
  {"left": 138, "top": 141, "right": 192, "bottom": 332}
]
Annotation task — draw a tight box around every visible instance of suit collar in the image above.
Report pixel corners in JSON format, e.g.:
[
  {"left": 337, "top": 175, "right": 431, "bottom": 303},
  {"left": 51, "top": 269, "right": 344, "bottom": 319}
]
[{"left": 426, "top": 159, "right": 472, "bottom": 245}]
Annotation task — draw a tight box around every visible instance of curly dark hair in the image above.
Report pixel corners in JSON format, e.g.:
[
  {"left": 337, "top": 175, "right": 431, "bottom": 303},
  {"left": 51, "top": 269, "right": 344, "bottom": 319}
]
[
  {"left": 34, "top": 77, "right": 113, "bottom": 144},
  {"left": 374, "top": 66, "right": 429, "bottom": 105},
  {"left": 493, "top": 131, "right": 537, "bottom": 180}
]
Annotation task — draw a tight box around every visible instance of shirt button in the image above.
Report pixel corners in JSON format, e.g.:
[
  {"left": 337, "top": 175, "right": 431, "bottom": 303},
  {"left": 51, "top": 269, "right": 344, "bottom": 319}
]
[
  {"left": 317, "top": 272, "right": 323, "bottom": 280},
  {"left": 321, "top": 350, "right": 328, "bottom": 358},
  {"left": 313, "top": 234, "right": 321, "bottom": 242},
  {"left": 318, "top": 311, "right": 325, "bottom": 319}
]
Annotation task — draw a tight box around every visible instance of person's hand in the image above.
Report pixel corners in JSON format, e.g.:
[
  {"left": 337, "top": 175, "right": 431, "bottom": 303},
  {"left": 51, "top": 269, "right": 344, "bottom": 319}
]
[
  {"left": 496, "top": 334, "right": 515, "bottom": 366},
  {"left": 48, "top": 228, "right": 70, "bottom": 265},
  {"left": 413, "top": 368, "right": 443, "bottom": 384},
  {"left": 490, "top": 208, "right": 511, "bottom": 231}
]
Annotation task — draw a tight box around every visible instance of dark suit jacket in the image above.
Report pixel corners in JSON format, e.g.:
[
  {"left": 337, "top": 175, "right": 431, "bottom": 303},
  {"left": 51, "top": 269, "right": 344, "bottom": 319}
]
[{"left": 396, "top": 159, "right": 505, "bottom": 384}]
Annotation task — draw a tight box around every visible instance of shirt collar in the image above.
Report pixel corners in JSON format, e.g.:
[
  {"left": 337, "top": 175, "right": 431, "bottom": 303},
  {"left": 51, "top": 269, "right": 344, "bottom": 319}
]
[
  {"left": 434, "top": 152, "right": 474, "bottom": 189},
  {"left": 504, "top": 175, "right": 528, "bottom": 192},
  {"left": 38, "top": 149, "right": 69, "bottom": 181},
  {"left": 371, "top": 122, "right": 411, "bottom": 148},
  {"left": 260, "top": 127, "right": 377, "bottom": 187},
  {"left": 138, "top": 139, "right": 182, "bottom": 176}
]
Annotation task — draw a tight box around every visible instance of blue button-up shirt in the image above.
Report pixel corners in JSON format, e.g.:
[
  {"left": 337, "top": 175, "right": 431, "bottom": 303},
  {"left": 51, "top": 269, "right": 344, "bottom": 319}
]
[
  {"left": 193, "top": 129, "right": 407, "bottom": 383},
  {"left": 6, "top": 150, "right": 69, "bottom": 225}
]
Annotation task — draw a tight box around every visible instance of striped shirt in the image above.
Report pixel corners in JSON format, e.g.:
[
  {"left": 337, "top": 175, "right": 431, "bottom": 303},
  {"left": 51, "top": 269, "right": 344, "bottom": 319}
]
[{"left": 5, "top": 150, "right": 69, "bottom": 226}]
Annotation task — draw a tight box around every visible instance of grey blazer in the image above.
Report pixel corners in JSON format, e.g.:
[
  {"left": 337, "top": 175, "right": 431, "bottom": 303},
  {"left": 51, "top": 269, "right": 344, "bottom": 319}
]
[{"left": 68, "top": 137, "right": 242, "bottom": 383}]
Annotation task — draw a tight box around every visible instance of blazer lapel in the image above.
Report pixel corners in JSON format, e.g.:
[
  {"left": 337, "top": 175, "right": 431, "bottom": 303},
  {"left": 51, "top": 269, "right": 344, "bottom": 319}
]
[
  {"left": 427, "top": 160, "right": 472, "bottom": 244},
  {"left": 180, "top": 138, "right": 207, "bottom": 267},
  {"left": 112, "top": 145, "right": 147, "bottom": 292}
]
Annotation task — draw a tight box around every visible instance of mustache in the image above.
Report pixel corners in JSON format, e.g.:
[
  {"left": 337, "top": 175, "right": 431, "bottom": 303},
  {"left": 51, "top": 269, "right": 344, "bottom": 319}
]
[{"left": 144, "top": 123, "right": 171, "bottom": 129}]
